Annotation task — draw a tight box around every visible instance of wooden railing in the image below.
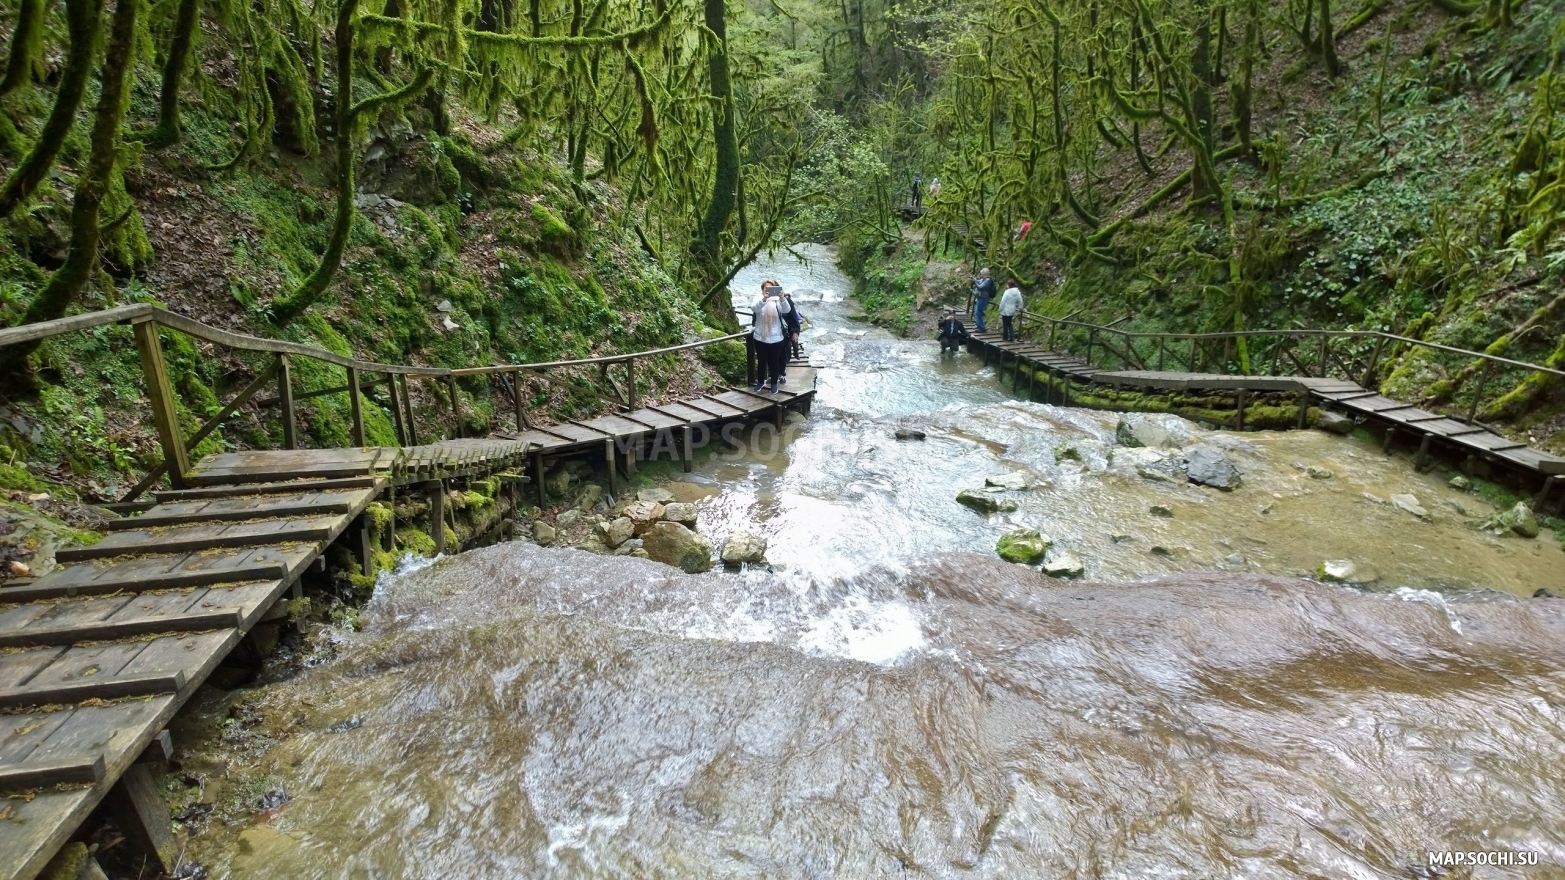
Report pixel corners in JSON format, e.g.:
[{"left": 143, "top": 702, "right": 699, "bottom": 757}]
[
  {"left": 0, "top": 305, "right": 747, "bottom": 500},
  {"left": 1001, "top": 306, "right": 1565, "bottom": 427}
]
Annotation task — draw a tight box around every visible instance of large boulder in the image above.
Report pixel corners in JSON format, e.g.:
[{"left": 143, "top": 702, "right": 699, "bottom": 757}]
[
  {"left": 1185, "top": 446, "right": 1241, "bottom": 490},
  {"left": 595, "top": 516, "right": 636, "bottom": 549},
  {"left": 642, "top": 522, "right": 712, "bottom": 573},
  {"left": 663, "top": 502, "right": 698, "bottom": 528},
  {"left": 637, "top": 487, "right": 677, "bottom": 504},
  {"left": 1495, "top": 501, "right": 1540, "bottom": 538},
  {"left": 720, "top": 531, "right": 769, "bottom": 565},
  {"left": 1041, "top": 549, "right": 1085, "bottom": 578},
  {"left": 957, "top": 490, "right": 1018, "bottom": 514},
  {"left": 624, "top": 500, "right": 666, "bottom": 534},
  {"left": 996, "top": 528, "right": 1050, "bottom": 564},
  {"left": 1115, "top": 413, "right": 1192, "bottom": 449}
]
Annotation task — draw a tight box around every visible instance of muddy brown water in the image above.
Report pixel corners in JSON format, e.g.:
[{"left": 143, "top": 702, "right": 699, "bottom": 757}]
[{"left": 171, "top": 246, "right": 1565, "bottom": 878}]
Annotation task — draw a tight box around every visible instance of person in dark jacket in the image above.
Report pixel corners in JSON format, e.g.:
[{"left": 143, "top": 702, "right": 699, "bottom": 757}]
[
  {"left": 936, "top": 308, "right": 968, "bottom": 354},
  {"left": 971, "top": 268, "right": 996, "bottom": 332}
]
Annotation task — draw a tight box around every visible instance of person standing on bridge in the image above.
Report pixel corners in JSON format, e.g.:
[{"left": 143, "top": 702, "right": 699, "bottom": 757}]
[
  {"left": 971, "top": 268, "right": 996, "bottom": 333},
  {"left": 928, "top": 177, "right": 942, "bottom": 201},
  {"left": 999, "top": 278, "right": 1024, "bottom": 342},
  {"left": 912, "top": 175, "right": 923, "bottom": 211},
  {"left": 752, "top": 280, "right": 794, "bottom": 394}
]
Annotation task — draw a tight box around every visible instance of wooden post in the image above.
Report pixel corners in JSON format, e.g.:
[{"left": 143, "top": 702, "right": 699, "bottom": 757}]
[
  {"left": 1048, "top": 321, "right": 1057, "bottom": 351},
  {"left": 388, "top": 373, "right": 407, "bottom": 446},
  {"left": 278, "top": 354, "right": 297, "bottom": 450},
  {"left": 1189, "top": 338, "right": 1199, "bottom": 372},
  {"left": 1027, "top": 362, "right": 1035, "bottom": 400},
  {"left": 745, "top": 337, "right": 757, "bottom": 387},
  {"left": 347, "top": 366, "right": 366, "bottom": 447},
  {"left": 531, "top": 449, "right": 546, "bottom": 507},
  {"left": 604, "top": 438, "right": 620, "bottom": 496},
  {"left": 399, "top": 375, "right": 419, "bottom": 446},
  {"left": 104, "top": 765, "right": 176, "bottom": 873},
  {"left": 1466, "top": 360, "right": 1493, "bottom": 425},
  {"left": 1221, "top": 337, "right": 1232, "bottom": 375},
  {"left": 131, "top": 319, "right": 190, "bottom": 489},
  {"left": 1085, "top": 327, "right": 1096, "bottom": 365},
  {"left": 383, "top": 486, "right": 396, "bottom": 551},
  {"left": 355, "top": 513, "right": 373, "bottom": 575},
  {"left": 428, "top": 481, "right": 446, "bottom": 556},
  {"left": 628, "top": 438, "right": 641, "bottom": 477},
  {"left": 627, "top": 358, "right": 637, "bottom": 410},
  {"left": 1415, "top": 433, "right": 1432, "bottom": 471},
  {"left": 1383, "top": 426, "right": 1397, "bottom": 454},
  {"left": 445, "top": 374, "right": 461, "bottom": 439},
  {"left": 1363, "top": 335, "right": 1387, "bottom": 389},
  {"left": 1157, "top": 337, "right": 1166, "bottom": 371},
  {"left": 1296, "top": 389, "right": 1310, "bottom": 429},
  {"left": 1235, "top": 390, "right": 1246, "bottom": 431},
  {"left": 1317, "top": 334, "right": 1329, "bottom": 378},
  {"left": 512, "top": 371, "right": 526, "bottom": 433},
  {"left": 681, "top": 424, "right": 693, "bottom": 473}
]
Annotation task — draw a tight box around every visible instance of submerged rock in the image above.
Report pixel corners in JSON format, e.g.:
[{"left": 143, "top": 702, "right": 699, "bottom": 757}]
[
  {"left": 1114, "top": 413, "right": 1191, "bottom": 449},
  {"left": 894, "top": 428, "right": 927, "bottom": 441},
  {"left": 720, "top": 531, "right": 769, "bottom": 565},
  {"left": 637, "top": 487, "right": 676, "bottom": 504},
  {"left": 1293, "top": 463, "right": 1333, "bottom": 480},
  {"left": 1390, "top": 494, "right": 1429, "bottom": 520},
  {"left": 1448, "top": 475, "right": 1472, "bottom": 491},
  {"left": 595, "top": 516, "right": 635, "bottom": 549},
  {"left": 1185, "top": 446, "right": 1241, "bottom": 490},
  {"left": 1318, "top": 559, "right": 1378, "bottom": 584},
  {"left": 984, "top": 472, "right": 1029, "bottom": 491},
  {"left": 642, "top": 522, "right": 712, "bottom": 573},
  {"left": 1041, "top": 549, "right": 1084, "bottom": 578},
  {"left": 1150, "top": 504, "right": 1174, "bottom": 518},
  {"left": 957, "top": 490, "right": 1018, "bottom": 514},
  {"left": 1136, "top": 464, "right": 1177, "bottom": 484},
  {"left": 663, "top": 502, "right": 698, "bottom": 527},
  {"left": 1316, "top": 411, "right": 1355, "bottom": 436},
  {"left": 996, "top": 528, "right": 1050, "bottom": 564}
]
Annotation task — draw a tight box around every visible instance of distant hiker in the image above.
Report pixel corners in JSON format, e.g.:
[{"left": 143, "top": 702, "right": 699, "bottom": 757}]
[
  {"left": 999, "top": 278, "right": 1023, "bottom": 342},
  {"left": 751, "top": 280, "right": 794, "bottom": 394},
  {"left": 971, "top": 268, "right": 996, "bottom": 333},
  {"left": 936, "top": 308, "right": 968, "bottom": 354},
  {"left": 1016, "top": 220, "right": 1033, "bottom": 241},
  {"left": 912, "top": 175, "right": 923, "bottom": 211},
  {"left": 928, "top": 177, "right": 942, "bottom": 200}
]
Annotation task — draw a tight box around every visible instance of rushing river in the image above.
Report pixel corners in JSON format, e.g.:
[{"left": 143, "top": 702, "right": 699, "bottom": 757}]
[{"left": 173, "top": 245, "right": 1565, "bottom": 879}]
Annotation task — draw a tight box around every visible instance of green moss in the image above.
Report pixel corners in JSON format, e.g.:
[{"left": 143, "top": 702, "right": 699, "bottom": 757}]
[
  {"left": 395, "top": 526, "right": 437, "bottom": 556},
  {"left": 462, "top": 490, "right": 493, "bottom": 508},
  {"left": 0, "top": 462, "right": 46, "bottom": 492}
]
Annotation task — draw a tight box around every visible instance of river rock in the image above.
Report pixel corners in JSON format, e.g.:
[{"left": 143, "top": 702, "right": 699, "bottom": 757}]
[
  {"left": 1114, "top": 413, "right": 1191, "bottom": 449},
  {"left": 957, "top": 490, "right": 1018, "bottom": 514},
  {"left": 532, "top": 521, "right": 557, "bottom": 546},
  {"left": 663, "top": 502, "right": 698, "bottom": 527},
  {"left": 576, "top": 483, "right": 603, "bottom": 511},
  {"left": 1136, "top": 464, "right": 1177, "bottom": 484},
  {"left": 546, "top": 469, "right": 573, "bottom": 498},
  {"left": 613, "top": 538, "right": 644, "bottom": 556},
  {"left": 1185, "top": 446, "right": 1241, "bottom": 490},
  {"left": 1536, "top": 587, "right": 1559, "bottom": 598},
  {"left": 1448, "top": 475, "right": 1472, "bottom": 491},
  {"left": 996, "top": 528, "right": 1050, "bottom": 564},
  {"left": 556, "top": 509, "right": 582, "bottom": 529},
  {"left": 624, "top": 500, "right": 666, "bottom": 534},
  {"left": 637, "top": 487, "right": 676, "bottom": 504},
  {"left": 1316, "top": 411, "right": 1355, "bottom": 435},
  {"left": 595, "top": 516, "right": 635, "bottom": 549},
  {"left": 1318, "top": 559, "right": 1376, "bottom": 584},
  {"left": 1150, "top": 504, "right": 1174, "bottom": 518},
  {"left": 1390, "top": 493, "right": 1429, "bottom": 520},
  {"left": 642, "top": 521, "right": 712, "bottom": 573},
  {"left": 1496, "top": 501, "right": 1540, "bottom": 538},
  {"left": 1041, "top": 549, "right": 1085, "bottom": 578},
  {"left": 720, "top": 531, "right": 769, "bottom": 565},
  {"left": 894, "top": 428, "right": 927, "bottom": 441},
  {"left": 985, "top": 472, "right": 1029, "bottom": 491},
  {"left": 1293, "top": 463, "right": 1333, "bottom": 480}
]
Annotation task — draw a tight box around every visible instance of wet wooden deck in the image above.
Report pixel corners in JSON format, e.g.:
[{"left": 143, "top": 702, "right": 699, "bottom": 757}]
[
  {"left": 0, "top": 356, "right": 817, "bottom": 880},
  {"left": 958, "top": 322, "right": 1565, "bottom": 485}
]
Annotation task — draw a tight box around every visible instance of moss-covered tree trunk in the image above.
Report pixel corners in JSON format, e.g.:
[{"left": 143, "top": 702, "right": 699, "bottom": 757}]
[
  {"left": 692, "top": 0, "right": 739, "bottom": 327},
  {"left": 0, "top": 0, "right": 104, "bottom": 219},
  {"left": 0, "top": 0, "right": 137, "bottom": 378},
  {"left": 1317, "top": 0, "right": 1341, "bottom": 76},
  {"left": 145, "top": 0, "right": 203, "bottom": 146},
  {"left": 0, "top": 0, "right": 44, "bottom": 95}
]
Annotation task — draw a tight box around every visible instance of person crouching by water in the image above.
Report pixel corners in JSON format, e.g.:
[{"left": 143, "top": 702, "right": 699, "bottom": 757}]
[
  {"left": 998, "top": 278, "right": 1023, "bottom": 342},
  {"left": 751, "top": 280, "right": 794, "bottom": 394},
  {"left": 936, "top": 308, "right": 968, "bottom": 354}
]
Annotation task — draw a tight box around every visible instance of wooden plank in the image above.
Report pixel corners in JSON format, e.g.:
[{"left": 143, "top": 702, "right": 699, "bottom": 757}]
[
  {"left": 1310, "top": 389, "right": 1380, "bottom": 402},
  {"left": 151, "top": 476, "right": 382, "bottom": 502},
  {"left": 1491, "top": 446, "right": 1565, "bottom": 475},
  {"left": 1414, "top": 418, "right": 1488, "bottom": 438},
  {"left": 1449, "top": 431, "right": 1527, "bottom": 453},
  {"left": 620, "top": 410, "right": 681, "bottom": 430},
  {"left": 1378, "top": 407, "right": 1444, "bottom": 423},
  {"left": 110, "top": 491, "right": 364, "bottom": 529},
  {"left": 0, "top": 546, "right": 297, "bottom": 602},
  {"left": 644, "top": 403, "right": 710, "bottom": 423},
  {"left": 0, "top": 594, "right": 240, "bottom": 649},
  {"left": 579, "top": 415, "right": 651, "bottom": 436},
  {"left": 0, "top": 645, "right": 66, "bottom": 688},
  {"left": 57, "top": 515, "right": 343, "bottom": 563},
  {"left": 1338, "top": 395, "right": 1413, "bottom": 414},
  {"left": 0, "top": 669, "right": 183, "bottom": 709},
  {"left": 0, "top": 706, "right": 72, "bottom": 765},
  {"left": 698, "top": 393, "right": 750, "bottom": 415},
  {"left": 0, "top": 754, "right": 104, "bottom": 788}
]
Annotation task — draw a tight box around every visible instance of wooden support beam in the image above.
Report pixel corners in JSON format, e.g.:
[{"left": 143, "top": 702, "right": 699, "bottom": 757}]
[
  {"left": 0, "top": 754, "right": 104, "bottom": 788},
  {"left": 1416, "top": 433, "right": 1433, "bottom": 471},
  {"left": 428, "top": 481, "right": 446, "bottom": 556},
  {"left": 132, "top": 318, "right": 190, "bottom": 488},
  {"left": 279, "top": 355, "right": 297, "bottom": 450},
  {"left": 355, "top": 513, "right": 373, "bottom": 576},
  {"left": 388, "top": 372, "right": 407, "bottom": 446},
  {"left": 446, "top": 374, "right": 462, "bottom": 439},
  {"left": 512, "top": 371, "right": 527, "bottom": 433},
  {"left": 1467, "top": 360, "right": 1493, "bottom": 426},
  {"left": 137, "top": 730, "right": 174, "bottom": 765},
  {"left": 604, "top": 438, "right": 620, "bottom": 497},
  {"left": 399, "top": 374, "right": 419, "bottom": 446},
  {"left": 532, "top": 449, "right": 546, "bottom": 507},
  {"left": 1297, "top": 390, "right": 1310, "bottom": 429},
  {"left": 348, "top": 366, "right": 366, "bottom": 447},
  {"left": 681, "top": 425, "right": 693, "bottom": 473},
  {"left": 104, "top": 765, "right": 177, "bottom": 874},
  {"left": 382, "top": 485, "right": 396, "bottom": 552},
  {"left": 1383, "top": 426, "right": 1397, "bottom": 454},
  {"left": 1235, "top": 390, "right": 1246, "bottom": 431},
  {"left": 627, "top": 357, "right": 638, "bottom": 410}
]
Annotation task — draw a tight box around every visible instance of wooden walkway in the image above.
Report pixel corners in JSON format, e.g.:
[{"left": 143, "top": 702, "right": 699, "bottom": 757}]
[
  {"left": 0, "top": 354, "right": 816, "bottom": 879},
  {"left": 957, "top": 321, "right": 1565, "bottom": 491}
]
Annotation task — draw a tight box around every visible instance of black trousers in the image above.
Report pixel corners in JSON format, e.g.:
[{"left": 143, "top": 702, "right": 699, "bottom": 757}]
[
  {"left": 1001, "top": 314, "right": 1015, "bottom": 341},
  {"left": 761, "top": 339, "right": 788, "bottom": 384}
]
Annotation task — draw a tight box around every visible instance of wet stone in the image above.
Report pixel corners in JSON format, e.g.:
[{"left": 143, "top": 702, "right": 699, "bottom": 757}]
[
  {"left": 1185, "top": 446, "right": 1241, "bottom": 490},
  {"left": 997, "top": 528, "right": 1050, "bottom": 564},
  {"left": 721, "top": 531, "right": 769, "bottom": 565},
  {"left": 1316, "top": 411, "right": 1355, "bottom": 436},
  {"left": 663, "top": 502, "right": 698, "bottom": 528},
  {"left": 1448, "top": 475, "right": 1472, "bottom": 491},
  {"left": 1150, "top": 504, "right": 1174, "bottom": 518},
  {"left": 642, "top": 521, "right": 712, "bottom": 573},
  {"left": 985, "top": 472, "right": 1029, "bottom": 491},
  {"left": 637, "top": 487, "right": 677, "bottom": 504},
  {"left": 958, "top": 489, "right": 1018, "bottom": 514},
  {"left": 532, "top": 521, "right": 557, "bottom": 546},
  {"left": 1390, "top": 494, "right": 1429, "bottom": 520},
  {"left": 1041, "top": 549, "right": 1085, "bottom": 578},
  {"left": 1318, "top": 560, "right": 1378, "bottom": 584},
  {"left": 596, "top": 517, "right": 636, "bottom": 549}
]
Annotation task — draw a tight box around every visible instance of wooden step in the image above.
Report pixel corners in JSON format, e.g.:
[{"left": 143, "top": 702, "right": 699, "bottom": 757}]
[
  {"left": 0, "top": 545, "right": 313, "bottom": 601},
  {"left": 152, "top": 476, "right": 380, "bottom": 502},
  {"left": 0, "top": 668, "right": 185, "bottom": 709},
  {"left": 107, "top": 490, "right": 368, "bottom": 530},
  {"left": 56, "top": 515, "right": 343, "bottom": 563}
]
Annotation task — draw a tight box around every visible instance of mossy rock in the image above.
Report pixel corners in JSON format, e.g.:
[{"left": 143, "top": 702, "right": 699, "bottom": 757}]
[
  {"left": 997, "top": 528, "right": 1050, "bottom": 564},
  {"left": 957, "top": 489, "right": 1017, "bottom": 514}
]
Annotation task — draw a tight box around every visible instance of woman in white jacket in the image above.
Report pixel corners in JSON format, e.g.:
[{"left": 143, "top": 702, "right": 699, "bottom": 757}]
[
  {"left": 998, "top": 279, "right": 1023, "bottom": 342},
  {"left": 751, "top": 280, "right": 794, "bottom": 393}
]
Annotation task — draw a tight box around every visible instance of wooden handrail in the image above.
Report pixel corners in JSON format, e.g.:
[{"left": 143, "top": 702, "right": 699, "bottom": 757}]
[{"left": 448, "top": 331, "right": 748, "bottom": 376}]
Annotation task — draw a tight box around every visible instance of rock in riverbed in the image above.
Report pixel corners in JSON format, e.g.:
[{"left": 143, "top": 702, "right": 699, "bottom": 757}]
[
  {"left": 1041, "top": 549, "right": 1084, "bottom": 578},
  {"left": 1115, "top": 413, "right": 1191, "bottom": 449},
  {"left": 1185, "top": 446, "right": 1241, "bottom": 490},
  {"left": 984, "top": 472, "right": 1029, "bottom": 490},
  {"left": 1494, "top": 501, "right": 1540, "bottom": 538},
  {"left": 595, "top": 517, "right": 635, "bottom": 549},
  {"left": 720, "top": 531, "right": 768, "bottom": 565},
  {"left": 663, "top": 502, "right": 698, "bottom": 527},
  {"left": 894, "top": 428, "right": 926, "bottom": 441},
  {"left": 637, "top": 487, "right": 676, "bottom": 504},
  {"left": 996, "top": 529, "right": 1050, "bottom": 564},
  {"left": 624, "top": 500, "right": 666, "bottom": 534},
  {"left": 1390, "top": 494, "right": 1429, "bottom": 520},
  {"left": 532, "top": 521, "right": 557, "bottom": 546},
  {"left": 1318, "top": 559, "right": 1377, "bottom": 584},
  {"left": 958, "top": 490, "right": 1018, "bottom": 514},
  {"left": 642, "top": 522, "right": 712, "bottom": 573},
  {"left": 1316, "top": 411, "right": 1355, "bottom": 436}
]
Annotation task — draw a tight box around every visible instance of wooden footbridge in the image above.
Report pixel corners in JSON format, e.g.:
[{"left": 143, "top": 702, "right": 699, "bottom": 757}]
[
  {"left": 0, "top": 306, "right": 814, "bottom": 880},
  {"left": 954, "top": 303, "right": 1565, "bottom": 505}
]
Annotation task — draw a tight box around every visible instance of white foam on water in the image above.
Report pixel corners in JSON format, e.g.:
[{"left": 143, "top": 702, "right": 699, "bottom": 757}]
[
  {"left": 795, "top": 595, "right": 926, "bottom": 666},
  {"left": 1389, "top": 586, "right": 1464, "bottom": 634},
  {"left": 545, "top": 810, "right": 632, "bottom": 867}
]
